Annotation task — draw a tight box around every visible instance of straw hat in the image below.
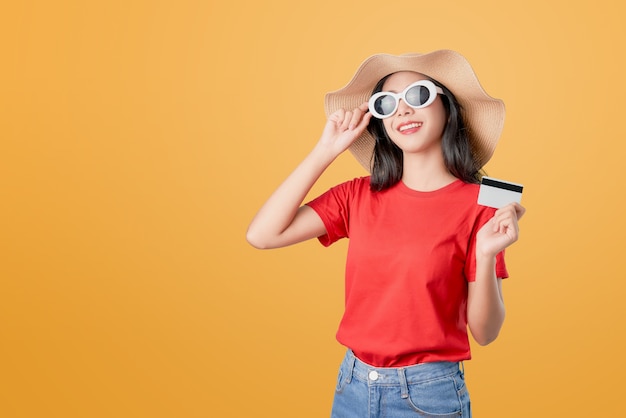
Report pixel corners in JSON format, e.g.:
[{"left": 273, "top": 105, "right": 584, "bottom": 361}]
[{"left": 324, "top": 50, "right": 505, "bottom": 171}]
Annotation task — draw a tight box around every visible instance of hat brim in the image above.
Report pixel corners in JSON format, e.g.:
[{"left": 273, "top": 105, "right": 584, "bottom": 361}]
[{"left": 324, "top": 50, "right": 505, "bottom": 171}]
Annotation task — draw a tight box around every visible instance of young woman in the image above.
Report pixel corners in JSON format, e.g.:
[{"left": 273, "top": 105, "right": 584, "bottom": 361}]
[{"left": 247, "top": 50, "right": 525, "bottom": 418}]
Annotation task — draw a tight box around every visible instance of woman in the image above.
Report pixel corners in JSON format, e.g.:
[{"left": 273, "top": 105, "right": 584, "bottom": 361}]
[{"left": 247, "top": 50, "right": 525, "bottom": 417}]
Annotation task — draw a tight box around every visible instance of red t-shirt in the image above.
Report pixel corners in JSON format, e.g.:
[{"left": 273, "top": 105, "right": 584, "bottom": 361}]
[{"left": 306, "top": 177, "right": 508, "bottom": 367}]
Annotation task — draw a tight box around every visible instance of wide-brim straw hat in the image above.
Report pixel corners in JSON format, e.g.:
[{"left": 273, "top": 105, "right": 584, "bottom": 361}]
[{"left": 324, "top": 50, "right": 505, "bottom": 171}]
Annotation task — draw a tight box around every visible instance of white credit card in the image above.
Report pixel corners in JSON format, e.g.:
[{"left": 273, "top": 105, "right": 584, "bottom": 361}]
[{"left": 477, "top": 176, "right": 524, "bottom": 209}]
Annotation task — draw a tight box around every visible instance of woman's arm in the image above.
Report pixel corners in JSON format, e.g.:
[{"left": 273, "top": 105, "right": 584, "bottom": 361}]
[
  {"left": 467, "top": 202, "right": 525, "bottom": 345},
  {"left": 246, "top": 103, "right": 371, "bottom": 249}
]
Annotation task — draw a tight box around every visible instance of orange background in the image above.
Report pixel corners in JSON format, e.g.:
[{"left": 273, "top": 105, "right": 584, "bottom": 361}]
[{"left": 2, "top": 1, "right": 625, "bottom": 416}]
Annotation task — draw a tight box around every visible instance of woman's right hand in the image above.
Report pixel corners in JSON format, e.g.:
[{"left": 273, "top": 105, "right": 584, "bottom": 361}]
[
  {"left": 246, "top": 103, "right": 371, "bottom": 249},
  {"left": 317, "top": 102, "right": 372, "bottom": 157}
]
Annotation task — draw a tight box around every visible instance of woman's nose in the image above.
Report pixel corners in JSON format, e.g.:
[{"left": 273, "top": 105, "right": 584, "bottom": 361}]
[{"left": 396, "top": 99, "right": 413, "bottom": 115}]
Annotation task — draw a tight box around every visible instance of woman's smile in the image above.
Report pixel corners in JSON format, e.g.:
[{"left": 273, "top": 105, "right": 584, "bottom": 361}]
[{"left": 397, "top": 121, "right": 423, "bottom": 134}]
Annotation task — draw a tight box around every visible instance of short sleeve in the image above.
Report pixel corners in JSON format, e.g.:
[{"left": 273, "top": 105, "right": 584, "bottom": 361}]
[
  {"left": 305, "top": 178, "right": 365, "bottom": 247},
  {"left": 464, "top": 206, "right": 509, "bottom": 282}
]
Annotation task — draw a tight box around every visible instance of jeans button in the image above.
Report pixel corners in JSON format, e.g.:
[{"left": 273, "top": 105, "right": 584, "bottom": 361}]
[{"left": 368, "top": 371, "right": 379, "bottom": 381}]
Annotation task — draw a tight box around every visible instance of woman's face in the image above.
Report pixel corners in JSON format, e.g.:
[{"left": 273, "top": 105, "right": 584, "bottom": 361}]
[{"left": 380, "top": 71, "right": 447, "bottom": 157}]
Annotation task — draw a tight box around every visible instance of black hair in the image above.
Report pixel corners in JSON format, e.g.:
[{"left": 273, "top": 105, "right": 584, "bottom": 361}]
[{"left": 367, "top": 74, "right": 482, "bottom": 192}]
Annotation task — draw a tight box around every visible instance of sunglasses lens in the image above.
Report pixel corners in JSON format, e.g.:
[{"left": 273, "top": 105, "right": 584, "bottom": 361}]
[
  {"left": 373, "top": 94, "right": 397, "bottom": 117},
  {"left": 405, "top": 85, "right": 432, "bottom": 107}
]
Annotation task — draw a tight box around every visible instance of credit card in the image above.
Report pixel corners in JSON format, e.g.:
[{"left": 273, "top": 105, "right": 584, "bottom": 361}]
[{"left": 477, "top": 176, "right": 524, "bottom": 209}]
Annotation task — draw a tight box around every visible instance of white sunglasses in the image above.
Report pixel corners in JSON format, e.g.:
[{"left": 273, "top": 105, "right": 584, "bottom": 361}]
[{"left": 368, "top": 80, "right": 444, "bottom": 119}]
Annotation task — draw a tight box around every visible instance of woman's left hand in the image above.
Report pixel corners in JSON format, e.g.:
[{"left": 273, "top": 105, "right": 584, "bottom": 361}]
[{"left": 476, "top": 202, "right": 526, "bottom": 258}]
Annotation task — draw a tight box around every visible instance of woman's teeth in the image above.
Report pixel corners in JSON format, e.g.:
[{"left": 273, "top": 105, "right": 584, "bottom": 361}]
[{"left": 399, "top": 122, "right": 422, "bottom": 132}]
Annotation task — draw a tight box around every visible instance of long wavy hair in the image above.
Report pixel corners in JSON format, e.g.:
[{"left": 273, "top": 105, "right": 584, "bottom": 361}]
[{"left": 367, "top": 74, "right": 482, "bottom": 192}]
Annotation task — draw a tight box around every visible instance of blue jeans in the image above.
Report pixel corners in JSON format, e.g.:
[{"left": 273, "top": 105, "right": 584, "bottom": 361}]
[{"left": 331, "top": 350, "right": 471, "bottom": 418}]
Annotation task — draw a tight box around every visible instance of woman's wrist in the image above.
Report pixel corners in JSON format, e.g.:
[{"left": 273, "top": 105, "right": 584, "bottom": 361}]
[
  {"left": 310, "top": 141, "right": 342, "bottom": 167},
  {"left": 475, "top": 251, "right": 497, "bottom": 279}
]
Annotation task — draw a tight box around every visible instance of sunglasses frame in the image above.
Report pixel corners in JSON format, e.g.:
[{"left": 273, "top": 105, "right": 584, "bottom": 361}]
[{"left": 368, "top": 80, "right": 444, "bottom": 119}]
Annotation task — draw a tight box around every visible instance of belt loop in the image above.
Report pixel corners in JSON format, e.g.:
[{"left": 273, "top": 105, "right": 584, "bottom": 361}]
[
  {"left": 459, "top": 361, "right": 465, "bottom": 375},
  {"left": 346, "top": 350, "right": 356, "bottom": 384},
  {"left": 397, "top": 368, "right": 409, "bottom": 399}
]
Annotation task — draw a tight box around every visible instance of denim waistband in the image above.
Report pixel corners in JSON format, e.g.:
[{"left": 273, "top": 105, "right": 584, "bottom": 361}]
[{"left": 343, "top": 350, "right": 461, "bottom": 387}]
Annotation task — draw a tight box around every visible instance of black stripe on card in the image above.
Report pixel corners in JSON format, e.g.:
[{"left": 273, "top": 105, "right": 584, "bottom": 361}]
[{"left": 481, "top": 177, "right": 524, "bottom": 193}]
